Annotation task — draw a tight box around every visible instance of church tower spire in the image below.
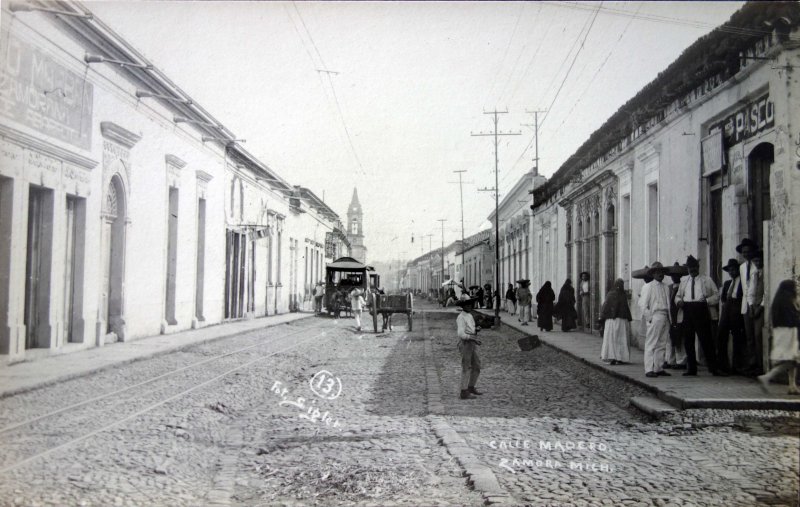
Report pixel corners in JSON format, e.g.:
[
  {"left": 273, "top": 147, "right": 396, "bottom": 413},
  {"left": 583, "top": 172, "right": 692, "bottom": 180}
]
[{"left": 346, "top": 187, "right": 367, "bottom": 263}]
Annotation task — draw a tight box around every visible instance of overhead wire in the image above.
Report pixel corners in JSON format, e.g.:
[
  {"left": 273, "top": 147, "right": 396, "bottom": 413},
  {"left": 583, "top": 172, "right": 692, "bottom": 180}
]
[
  {"left": 545, "top": 1, "right": 800, "bottom": 41},
  {"left": 504, "top": 2, "right": 602, "bottom": 185},
  {"left": 548, "top": 3, "right": 641, "bottom": 139},
  {"left": 498, "top": 6, "right": 596, "bottom": 190},
  {"left": 290, "top": 2, "right": 369, "bottom": 178}
]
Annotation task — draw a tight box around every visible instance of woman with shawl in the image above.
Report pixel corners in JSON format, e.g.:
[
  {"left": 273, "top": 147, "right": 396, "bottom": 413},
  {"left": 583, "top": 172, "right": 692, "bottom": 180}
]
[
  {"left": 758, "top": 280, "right": 799, "bottom": 394},
  {"left": 600, "top": 279, "right": 632, "bottom": 365},
  {"left": 505, "top": 284, "right": 517, "bottom": 315},
  {"left": 554, "top": 279, "right": 578, "bottom": 332},
  {"left": 535, "top": 281, "right": 556, "bottom": 332}
]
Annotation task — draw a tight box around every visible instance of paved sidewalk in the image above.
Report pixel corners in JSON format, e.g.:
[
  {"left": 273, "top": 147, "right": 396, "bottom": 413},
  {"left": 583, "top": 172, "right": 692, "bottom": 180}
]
[
  {"left": 0, "top": 312, "right": 313, "bottom": 398},
  {"left": 478, "top": 308, "right": 800, "bottom": 411}
]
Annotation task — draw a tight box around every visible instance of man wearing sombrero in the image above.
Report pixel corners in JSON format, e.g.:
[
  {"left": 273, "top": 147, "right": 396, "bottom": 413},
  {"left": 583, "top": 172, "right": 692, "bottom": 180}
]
[
  {"left": 456, "top": 297, "right": 483, "bottom": 399},
  {"left": 717, "top": 259, "right": 745, "bottom": 374},
  {"left": 638, "top": 262, "right": 671, "bottom": 378},
  {"left": 674, "top": 255, "right": 722, "bottom": 376},
  {"left": 737, "top": 238, "right": 764, "bottom": 375}
]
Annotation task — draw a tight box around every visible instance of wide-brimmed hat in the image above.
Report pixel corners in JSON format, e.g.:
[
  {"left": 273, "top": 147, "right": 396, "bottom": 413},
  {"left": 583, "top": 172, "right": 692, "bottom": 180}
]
[
  {"left": 684, "top": 255, "right": 700, "bottom": 268},
  {"left": 648, "top": 261, "right": 667, "bottom": 276},
  {"left": 722, "top": 258, "right": 740, "bottom": 273},
  {"left": 350, "top": 288, "right": 363, "bottom": 296},
  {"left": 667, "top": 262, "right": 688, "bottom": 277},
  {"left": 735, "top": 238, "right": 759, "bottom": 253},
  {"left": 631, "top": 265, "right": 650, "bottom": 280},
  {"left": 455, "top": 297, "right": 478, "bottom": 308}
]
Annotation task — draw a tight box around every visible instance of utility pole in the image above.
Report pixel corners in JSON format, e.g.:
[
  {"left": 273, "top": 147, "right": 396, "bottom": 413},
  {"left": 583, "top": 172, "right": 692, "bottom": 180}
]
[
  {"left": 424, "top": 233, "right": 433, "bottom": 295},
  {"left": 523, "top": 108, "right": 547, "bottom": 208},
  {"left": 437, "top": 219, "right": 447, "bottom": 287},
  {"left": 471, "top": 110, "right": 521, "bottom": 325},
  {"left": 451, "top": 170, "right": 471, "bottom": 275}
]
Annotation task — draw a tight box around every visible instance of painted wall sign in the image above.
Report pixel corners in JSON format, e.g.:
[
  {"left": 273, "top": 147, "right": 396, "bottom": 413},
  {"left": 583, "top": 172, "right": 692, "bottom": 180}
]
[
  {"left": 701, "top": 130, "right": 724, "bottom": 176},
  {"left": 0, "top": 29, "right": 93, "bottom": 150},
  {"left": 714, "top": 93, "right": 774, "bottom": 145}
]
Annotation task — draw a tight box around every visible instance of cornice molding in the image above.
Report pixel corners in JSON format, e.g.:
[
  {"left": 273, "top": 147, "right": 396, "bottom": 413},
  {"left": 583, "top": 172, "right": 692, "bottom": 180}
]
[
  {"left": 0, "top": 124, "right": 99, "bottom": 170},
  {"left": 165, "top": 154, "right": 187, "bottom": 169},
  {"left": 100, "top": 122, "right": 142, "bottom": 148},
  {"left": 195, "top": 169, "right": 214, "bottom": 182}
]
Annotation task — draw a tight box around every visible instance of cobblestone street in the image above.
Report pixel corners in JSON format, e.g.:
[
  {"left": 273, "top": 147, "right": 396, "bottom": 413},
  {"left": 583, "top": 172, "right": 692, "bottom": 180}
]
[{"left": 0, "top": 305, "right": 797, "bottom": 506}]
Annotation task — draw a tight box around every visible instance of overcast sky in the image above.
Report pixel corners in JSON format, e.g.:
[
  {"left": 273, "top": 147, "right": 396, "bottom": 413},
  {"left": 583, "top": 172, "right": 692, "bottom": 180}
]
[{"left": 88, "top": 1, "right": 744, "bottom": 263}]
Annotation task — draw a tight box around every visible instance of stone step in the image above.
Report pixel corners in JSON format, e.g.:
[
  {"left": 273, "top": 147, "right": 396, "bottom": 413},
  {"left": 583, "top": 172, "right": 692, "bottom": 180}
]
[{"left": 630, "top": 396, "right": 678, "bottom": 417}]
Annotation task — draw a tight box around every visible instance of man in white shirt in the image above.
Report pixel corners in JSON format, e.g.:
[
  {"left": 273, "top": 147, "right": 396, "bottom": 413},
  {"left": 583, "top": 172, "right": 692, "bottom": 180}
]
[
  {"left": 638, "top": 262, "right": 672, "bottom": 378},
  {"left": 737, "top": 238, "right": 764, "bottom": 375},
  {"left": 350, "top": 288, "right": 366, "bottom": 332},
  {"left": 675, "top": 255, "right": 722, "bottom": 376},
  {"left": 456, "top": 297, "right": 482, "bottom": 399},
  {"left": 313, "top": 281, "right": 325, "bottom": 315}
]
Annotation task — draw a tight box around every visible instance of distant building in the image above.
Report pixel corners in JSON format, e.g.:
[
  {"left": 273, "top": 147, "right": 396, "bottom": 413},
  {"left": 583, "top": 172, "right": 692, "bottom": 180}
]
[{"left": 346, "top": 188, "right": 367, "bottom": 263}]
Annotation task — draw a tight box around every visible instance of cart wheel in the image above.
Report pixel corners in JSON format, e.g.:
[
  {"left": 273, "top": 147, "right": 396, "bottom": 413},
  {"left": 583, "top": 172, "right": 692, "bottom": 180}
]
[{"left": 407, "top": 311, "right": 413, "bottom": 331}]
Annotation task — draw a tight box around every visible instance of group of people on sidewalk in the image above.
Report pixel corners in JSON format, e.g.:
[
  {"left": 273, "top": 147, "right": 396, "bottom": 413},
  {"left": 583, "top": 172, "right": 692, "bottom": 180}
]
[
  {"left": 596, "top": 238, "right": 798, "bottom": 393},
  {"left": 502, "top": 278, "right": 581, "bottom": 333}
]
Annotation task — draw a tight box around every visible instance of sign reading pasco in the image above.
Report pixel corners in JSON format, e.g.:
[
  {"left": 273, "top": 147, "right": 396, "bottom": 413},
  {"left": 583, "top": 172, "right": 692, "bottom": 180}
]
[
  {"left": 0, "top": 29, "right": 93, "bottom": 150},
  {"left": 714, "top": 92, "right": 774, "bottom": 145}
]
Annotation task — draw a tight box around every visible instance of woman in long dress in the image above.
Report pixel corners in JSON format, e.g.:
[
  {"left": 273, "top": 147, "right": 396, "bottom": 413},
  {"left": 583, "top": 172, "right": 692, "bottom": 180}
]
[
  {"left": 555, "top": 279, "right": 578, "bottom": 331},
  {"left": 758, "top": 280, "right": 799, "bottom": 394},
  {"left": 535, "top": 281, "right": 556, "bottom": 332},
  {"left": 600, "top": 279, "right": 632, "bottom": 365}
]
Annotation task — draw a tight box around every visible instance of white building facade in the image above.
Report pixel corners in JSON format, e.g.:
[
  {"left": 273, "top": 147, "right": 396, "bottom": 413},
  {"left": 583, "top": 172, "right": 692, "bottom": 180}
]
[
  {"left": 0, "top": 2, "right": 347, "bottom": 362},
  {"left": 529, "top": 4, "right": 800, "bottom": 350}
]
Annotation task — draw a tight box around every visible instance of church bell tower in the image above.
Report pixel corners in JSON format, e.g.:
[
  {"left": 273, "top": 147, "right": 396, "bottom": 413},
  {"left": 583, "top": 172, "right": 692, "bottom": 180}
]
[{"left": 346, "top": 187, "right": 367, "bottom": 263}]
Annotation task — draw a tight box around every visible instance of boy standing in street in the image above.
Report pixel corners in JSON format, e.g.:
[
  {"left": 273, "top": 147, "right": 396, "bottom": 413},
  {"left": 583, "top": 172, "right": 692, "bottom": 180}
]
[{"left": 456, "top": 297, "right": 483, "bottom": 399}]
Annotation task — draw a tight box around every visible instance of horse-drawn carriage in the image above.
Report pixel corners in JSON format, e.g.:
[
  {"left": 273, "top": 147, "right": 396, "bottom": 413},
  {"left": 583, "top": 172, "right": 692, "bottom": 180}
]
[
  {"left": 324, "top": 257, "right": 379, "bottom": 318},
  {"left": 323, "top": 256, "right": 413, "bottom": 332}
]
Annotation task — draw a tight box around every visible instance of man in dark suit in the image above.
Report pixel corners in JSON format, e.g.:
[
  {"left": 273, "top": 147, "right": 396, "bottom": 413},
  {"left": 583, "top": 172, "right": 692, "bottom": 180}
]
[{"left": 716, "top": 259, "right": 745, "bottom": 374}]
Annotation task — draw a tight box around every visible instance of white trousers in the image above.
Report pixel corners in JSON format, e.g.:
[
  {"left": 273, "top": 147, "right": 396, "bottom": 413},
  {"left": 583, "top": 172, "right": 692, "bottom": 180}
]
[
  {"left": 353, "top": 309, "right": 362, "bottom": 328},
  {"left": 644, "top": 312, "right": 669, "bottom": 373}
]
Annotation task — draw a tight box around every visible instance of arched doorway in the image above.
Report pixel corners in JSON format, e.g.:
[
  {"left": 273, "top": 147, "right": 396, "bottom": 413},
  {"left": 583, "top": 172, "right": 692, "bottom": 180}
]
[
  {"left": 747, "top": 142, "right": 774, "bottom": 248},
  {"left": 101, "top": 174, "right": 127, "bottom": 342}
]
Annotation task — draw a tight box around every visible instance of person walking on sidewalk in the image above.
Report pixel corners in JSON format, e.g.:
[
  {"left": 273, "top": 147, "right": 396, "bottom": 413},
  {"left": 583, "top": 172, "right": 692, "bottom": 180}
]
[
  {"left": 555, "top": 279, "right": 578, "bottom": 332},
  {"left": 350, "top": 288, "right": 366, "bottom": 332},
  {"left": 535, "top": 281, "right": 556, "bottom": 331},
  {"left": 600, "top": 279, "right": 632, "bottom": 365},
  {"left": 505, "top": 284, "right": 517, "bottom": 315},
  {"left": 758, "top": 280, "right": 800, "bottom": 395},
  {"left": 639, "top": 262, "right": 671, "bottom": 378},
  {"left": 517, "top": 281, "right": 533, "bottom": 325},
  {"left": 456, "top": 297, "right": 483, "bottom": 399},
  {"left": 578, "top": 272, "right": 592, "bottom": 332},
  {"left": 717, "top": 259, "right": 745, "bottom": 374},
  {"left": 675, "top": 255, "right": 722, "bottom": 377}
]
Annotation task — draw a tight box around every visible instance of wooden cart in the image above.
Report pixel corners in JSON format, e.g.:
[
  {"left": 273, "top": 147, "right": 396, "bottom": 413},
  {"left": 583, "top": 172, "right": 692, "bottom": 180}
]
[{"left": 369, "top": 292, "right": 413, "bottom": 332}]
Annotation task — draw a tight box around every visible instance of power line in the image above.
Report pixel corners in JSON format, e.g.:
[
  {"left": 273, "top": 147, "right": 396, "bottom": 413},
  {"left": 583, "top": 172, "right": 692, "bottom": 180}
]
[
  {"left": 544, "top": 1, "right": 800, "bottom": 41},
  {"left": 548, "top": 3, "right": 641, "bottom": 140},
  {"left": 290, "top": 2, "right": 368, "bottom": 178},
  {"left": 481, "top": 2, "right": 527, "bottom": 110},
  {"left": 507, "top": 2, "right": 602, "bottom": 178}
]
